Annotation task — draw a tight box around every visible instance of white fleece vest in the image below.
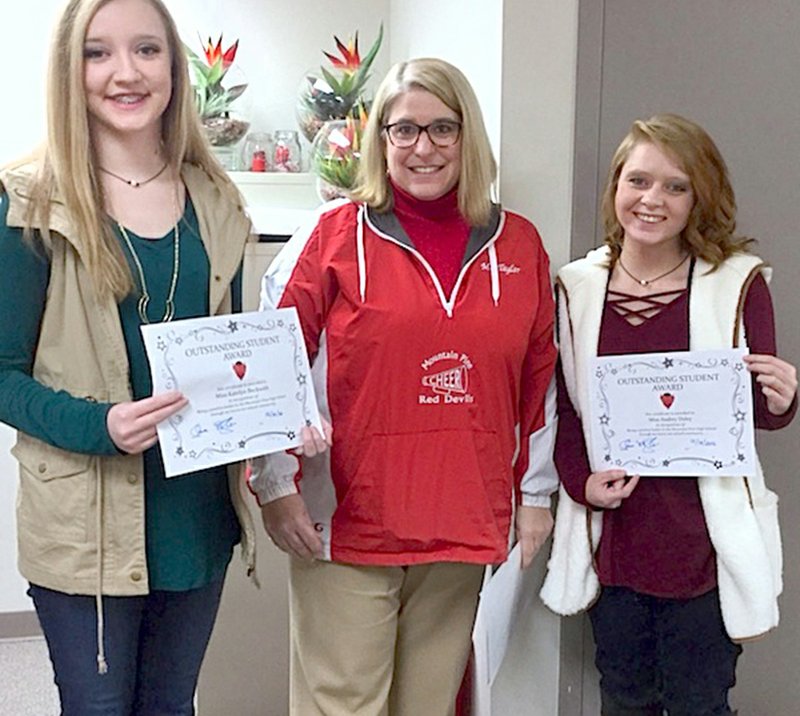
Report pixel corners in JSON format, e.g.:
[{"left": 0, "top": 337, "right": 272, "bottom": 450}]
[{"left": 540, "top": 247, "right": 782, "bottom": 641}]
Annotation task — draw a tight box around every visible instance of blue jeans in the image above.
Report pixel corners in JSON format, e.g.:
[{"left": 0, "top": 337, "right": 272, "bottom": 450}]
[
  {"left": 589, "top": 587, "right": 741, "bottom": 716},
  {"left": 28, "top": 579, "right": 225, "bottom": 716}
]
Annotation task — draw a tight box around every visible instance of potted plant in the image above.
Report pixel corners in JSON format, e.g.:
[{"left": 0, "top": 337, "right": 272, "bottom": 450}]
[
  {"left": 310, "top": 106, "right": 368, "bottom": 201},
  {"left": 296, "top": 24, "right": 383, "bottom": 144},
  {"left": 186, "top": 35, "right": 249, "bottom": 146}
]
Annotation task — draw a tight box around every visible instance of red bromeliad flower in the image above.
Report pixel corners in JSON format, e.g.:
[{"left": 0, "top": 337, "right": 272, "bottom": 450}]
[
  {"left": 187, "top": 34, "right": 248, "bottom": 120},
  {"left": 323, "top": 33, "right": 361, "bottom": 73},
  {"left": 203, "top": 35, "right": 239, "bottom": 70}
]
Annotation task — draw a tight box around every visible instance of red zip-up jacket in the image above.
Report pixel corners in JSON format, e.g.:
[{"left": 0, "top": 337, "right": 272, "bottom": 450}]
[{"left": 250, "top": 200, "right": 557, "bottom": 565}]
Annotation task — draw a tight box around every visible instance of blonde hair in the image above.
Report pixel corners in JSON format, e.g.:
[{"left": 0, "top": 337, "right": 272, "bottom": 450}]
[
  {"left": 24, "top": 0, "right": 238, "bottom": 301},
  {"left": 352, "top": 57, "right": 497, "bottom": 227},
  {"left": 600, "top": 113, "right": 752, "bottom": 268}
]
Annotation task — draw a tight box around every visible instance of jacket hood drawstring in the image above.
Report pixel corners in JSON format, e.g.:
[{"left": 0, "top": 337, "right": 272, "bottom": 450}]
[
  {"left": 487, "top": 243, "right": 500, "bottom": 307},
  {"left": 356, "top": 204, "right": 367, "bottom": 303}
]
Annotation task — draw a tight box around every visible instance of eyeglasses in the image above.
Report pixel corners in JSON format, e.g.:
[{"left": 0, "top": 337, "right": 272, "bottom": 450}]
[{"left": 382, "top": 120, "right": 462, "bottom": 148}]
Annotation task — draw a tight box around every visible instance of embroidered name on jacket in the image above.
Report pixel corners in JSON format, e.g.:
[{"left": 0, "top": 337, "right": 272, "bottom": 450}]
[
  {"left": 419, "top": 350, "right": 475, "bottom": 404},
  {"left": 481, "top": 261, "right": 521, "bottom": 275}
]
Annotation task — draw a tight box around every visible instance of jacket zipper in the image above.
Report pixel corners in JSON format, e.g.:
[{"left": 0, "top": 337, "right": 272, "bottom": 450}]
[{"left": 365, "top": 211, "right": 506, "bottom": 318}]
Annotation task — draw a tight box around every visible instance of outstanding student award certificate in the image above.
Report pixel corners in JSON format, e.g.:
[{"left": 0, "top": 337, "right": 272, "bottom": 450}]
[
  {"left": 588, "top": 348, "right": 756, "bottom": 477},
  {"left": 141, "top": 308, "right": 322, "bottom": 477}
]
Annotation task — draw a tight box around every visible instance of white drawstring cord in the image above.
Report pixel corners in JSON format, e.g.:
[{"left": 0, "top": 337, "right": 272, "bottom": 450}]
[
  {"left": 488, "top": 243, "right": 500, "bottom": 306},
  {"left": 356, "top": 204, "right": 367, "bottom": 303}
]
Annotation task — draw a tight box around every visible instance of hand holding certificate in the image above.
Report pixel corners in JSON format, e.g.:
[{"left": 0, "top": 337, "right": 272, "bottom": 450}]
[
  {"left": 589, "top": 348, "right": 756, "bottom": 477},
  {"left": 141, "top": 308, "right": 322, "bottom": 477}
]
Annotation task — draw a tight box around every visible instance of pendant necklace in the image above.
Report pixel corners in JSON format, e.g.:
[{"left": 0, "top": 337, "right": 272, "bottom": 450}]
[
  {"left": 118, "top": 222, "right": 180, "bottom": 324},
  {"left": 100, "top": 161, "right": 168, "bottom": 188},
  {"left": 617, "top": 252, "right": 690, "bottom": 287}
]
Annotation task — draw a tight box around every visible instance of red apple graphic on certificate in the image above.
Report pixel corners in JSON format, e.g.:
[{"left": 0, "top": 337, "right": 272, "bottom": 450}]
[{"left": 233, "top": 361, "right": 247, "bottom": 380}]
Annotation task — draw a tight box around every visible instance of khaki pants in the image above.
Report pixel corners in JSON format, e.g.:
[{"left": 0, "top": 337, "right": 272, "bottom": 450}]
[{"left": 289, "top": 558, "right": 484, "bottom": 716}]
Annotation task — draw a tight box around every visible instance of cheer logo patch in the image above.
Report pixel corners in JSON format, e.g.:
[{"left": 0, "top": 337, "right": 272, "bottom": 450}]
[{"left": 419, "top": 350, "right": 475, "bottom": 405}]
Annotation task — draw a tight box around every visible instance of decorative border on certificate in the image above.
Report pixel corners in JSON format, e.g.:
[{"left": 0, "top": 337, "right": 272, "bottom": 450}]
[
  {"left": 141, "top": 308, "right": 322, "bottom": 476},
  {"left": 589, "top": 348, "right": 756, "bottom": 476}
]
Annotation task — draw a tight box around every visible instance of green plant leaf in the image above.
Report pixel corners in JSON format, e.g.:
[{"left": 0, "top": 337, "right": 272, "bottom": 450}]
[
  {"left": 319, "top": 66, "right": 345, "bottom": 97},
  {"left": 359, "top": 23, "right": 383, "bottom": 72},
  {"left": 226, "top": 84, "right": 248, "bottom": 102},
  {"left": 206, "top": 58, "right": 225, "bottom": 86}
]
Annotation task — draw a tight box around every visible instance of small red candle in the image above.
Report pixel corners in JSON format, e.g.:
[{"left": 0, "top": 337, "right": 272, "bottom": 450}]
[{"left": 250, "top": 150, "right": 267, "bottom": 172}]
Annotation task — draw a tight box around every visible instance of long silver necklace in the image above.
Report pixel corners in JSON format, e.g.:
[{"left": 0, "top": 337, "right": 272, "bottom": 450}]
[
  {"left": 118, "top": 221, "right": 180, "bottom": 323},
  {"left": 617, "top": 252, "right": 689, "bottom": 287},
  {"left": 100, "top": 161, "right": 168, "bottom": 188}
]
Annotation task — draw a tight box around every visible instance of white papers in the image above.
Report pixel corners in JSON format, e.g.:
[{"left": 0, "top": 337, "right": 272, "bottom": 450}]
[
  {"left": 588, "top": 348, "right": 756, "bottom": 477},
  {"left": 141, "top": 308, "right": 321, "bottom": 477},
  {"left": 472, "top": 544, "right": 529, "bottom": 714}
]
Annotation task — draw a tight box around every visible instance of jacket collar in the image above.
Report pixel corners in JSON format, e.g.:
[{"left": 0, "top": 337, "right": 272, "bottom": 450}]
[{"left": 365, "top": 202, "right": 503, "bottom": 268}]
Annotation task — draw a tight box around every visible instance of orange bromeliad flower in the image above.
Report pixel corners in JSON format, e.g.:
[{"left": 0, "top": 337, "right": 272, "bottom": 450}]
[
  {"left": 323, "top": 33, "right": 361, "bottom": 73},
  {"left": 203, "top": 35, "right": 239, "bottom": 70}
]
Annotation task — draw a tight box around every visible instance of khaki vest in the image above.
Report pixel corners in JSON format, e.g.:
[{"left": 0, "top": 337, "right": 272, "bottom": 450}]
[{"left": 1, "top": 162, "right": 256, "bottom": 595}]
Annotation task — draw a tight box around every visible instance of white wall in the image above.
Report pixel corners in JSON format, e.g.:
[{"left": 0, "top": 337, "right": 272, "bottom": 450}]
[
  {"left": 2, "top": 2, "right": 57, "bottom": 166},
  {"left": 1, "top": 0, "right": 64, "bottom": 615},
  {"left": 389, "top": 0, "right": 503, "bottom": 163}
]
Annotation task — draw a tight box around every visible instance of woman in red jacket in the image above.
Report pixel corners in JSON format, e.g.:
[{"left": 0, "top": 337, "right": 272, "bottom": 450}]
[{"left": 250, "top": 58, "right": 558, "bottom": 715}]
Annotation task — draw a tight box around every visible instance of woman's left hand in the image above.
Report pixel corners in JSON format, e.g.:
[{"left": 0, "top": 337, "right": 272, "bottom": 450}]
[
  {"left": 515, "top": 505, "right": 554, "bottom": 569},
  {"left": 292, "top": 417, "right": 333, "bottom": 457},
  {"left": 744, "top": 354, "right": 798, "bottom": 415}
]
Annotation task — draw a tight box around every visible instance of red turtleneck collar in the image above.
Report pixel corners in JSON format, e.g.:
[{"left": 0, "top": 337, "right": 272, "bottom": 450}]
[
  {"left": 389, "top": 180, "right": 470, "bottom": 295},
  {"left": 390, "top": 180, "right": 463, "bottom": 222}
]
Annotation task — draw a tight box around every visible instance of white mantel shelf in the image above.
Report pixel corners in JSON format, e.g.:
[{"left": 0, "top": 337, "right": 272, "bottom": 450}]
[{"left": 228, "top": 171, "right": 321, "bottom": 236}]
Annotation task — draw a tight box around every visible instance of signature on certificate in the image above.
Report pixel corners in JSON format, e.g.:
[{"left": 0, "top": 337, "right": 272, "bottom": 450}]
[
  {"left": 619, "top": 436, "right": 659, "bottom": 453},
  {"left": 214, "top": 417, "right": 236, "bottom": 434}
]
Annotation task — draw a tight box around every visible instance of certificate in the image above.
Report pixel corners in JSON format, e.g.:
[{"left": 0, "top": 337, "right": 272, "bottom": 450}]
[
  {"left": 589, "top": 348, "right": 755, "bottom": 477},
  {"left": 141, "top": 308, "right": 322, "bottom": 477},
  {"left": 472, "top": 545, "right": 527, "bottom": 691}
]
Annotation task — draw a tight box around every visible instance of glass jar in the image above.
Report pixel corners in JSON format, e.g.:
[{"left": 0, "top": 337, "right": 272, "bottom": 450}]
[
  {"left": 272, "top": 130, "right": 302, "bottom": 172},
  {"left": 310, "top": 118, "right": 365, "bottom": 201},
  {"left": 241, "top": 132, "right": 273, "bottom": 172}
]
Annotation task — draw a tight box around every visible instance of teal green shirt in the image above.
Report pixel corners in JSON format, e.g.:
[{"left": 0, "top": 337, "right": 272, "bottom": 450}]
[{"left": 0, "top": 193, "right": 241, "bottom": 590}]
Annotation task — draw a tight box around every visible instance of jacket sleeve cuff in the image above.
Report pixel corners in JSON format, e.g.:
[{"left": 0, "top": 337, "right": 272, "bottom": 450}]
[
  {"left": 248, "top": 452, "right": 300, "bottom": 505},
  {"left": 521, "top": 493, "right": 553, "bottom": 509},
  {"left": 96, "top": 403, "right": 124, "bottom": 455}
]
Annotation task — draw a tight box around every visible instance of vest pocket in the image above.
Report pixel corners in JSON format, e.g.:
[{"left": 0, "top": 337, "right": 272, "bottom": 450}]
[{"left": 12, "top": 434, "right": 93, "bottom": 540}]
